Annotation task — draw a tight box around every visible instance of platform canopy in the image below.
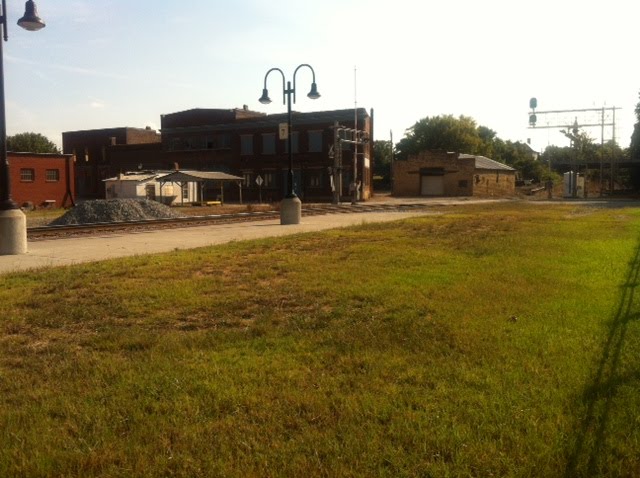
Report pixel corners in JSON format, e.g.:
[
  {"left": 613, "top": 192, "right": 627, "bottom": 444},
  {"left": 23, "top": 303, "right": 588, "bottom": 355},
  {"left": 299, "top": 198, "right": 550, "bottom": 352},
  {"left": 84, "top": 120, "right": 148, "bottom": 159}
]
[
  {"left": 156, "top": 170, "right": 243, "bottom": 183},
  {"left": 156, "top": 170, "right": 244, "bottom": 205}
]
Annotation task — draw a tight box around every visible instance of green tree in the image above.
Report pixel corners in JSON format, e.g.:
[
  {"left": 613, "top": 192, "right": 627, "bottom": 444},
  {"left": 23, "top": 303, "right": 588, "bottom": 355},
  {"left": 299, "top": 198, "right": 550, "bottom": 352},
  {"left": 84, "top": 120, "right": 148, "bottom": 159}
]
[
  {"left": 494, "top": 139, "right": 552, "bottom": 182},
  {"left": 395, "top": 115, "right": 485, "bottom": 159},
  {"left": 372, "top": 140, "right": 392, "bottom": 187},
  {"left": 7, "top": 132, "right": 60, "bottom": 154},
  {"left": 630, "top": 91, "right": 640, "bottom": 161}
]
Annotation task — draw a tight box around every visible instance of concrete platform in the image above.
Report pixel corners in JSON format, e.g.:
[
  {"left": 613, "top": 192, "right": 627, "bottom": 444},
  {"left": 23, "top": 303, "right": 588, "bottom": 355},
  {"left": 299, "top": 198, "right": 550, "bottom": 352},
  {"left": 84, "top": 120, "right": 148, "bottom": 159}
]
[{"left": 0, "top": 210, "right": 432, "bottom": 275}]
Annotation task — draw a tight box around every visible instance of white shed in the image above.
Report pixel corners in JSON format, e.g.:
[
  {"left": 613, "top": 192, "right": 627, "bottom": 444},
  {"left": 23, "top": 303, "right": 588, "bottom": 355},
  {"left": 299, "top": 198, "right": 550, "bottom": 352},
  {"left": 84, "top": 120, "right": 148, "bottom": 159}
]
[{"left": 103, "top": 171, "right": 189, "bottom": 205}]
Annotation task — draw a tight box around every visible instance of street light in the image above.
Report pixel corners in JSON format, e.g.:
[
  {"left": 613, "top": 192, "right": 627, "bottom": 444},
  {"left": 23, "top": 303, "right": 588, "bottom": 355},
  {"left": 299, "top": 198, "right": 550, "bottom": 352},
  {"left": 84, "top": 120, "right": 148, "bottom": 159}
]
[
  {"left": 0, "top": 0, "right": 45, "bottom": 255},
  {"left": 259, "top": 64, "right": 320, "bottom": 225}
]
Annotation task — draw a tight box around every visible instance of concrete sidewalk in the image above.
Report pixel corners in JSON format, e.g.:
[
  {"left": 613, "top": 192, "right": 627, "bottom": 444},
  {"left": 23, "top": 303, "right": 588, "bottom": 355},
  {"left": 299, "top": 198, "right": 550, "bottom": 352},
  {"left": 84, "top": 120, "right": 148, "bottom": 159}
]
[{"left": 0, "top": 210, "right": 431, "bottom": 275}]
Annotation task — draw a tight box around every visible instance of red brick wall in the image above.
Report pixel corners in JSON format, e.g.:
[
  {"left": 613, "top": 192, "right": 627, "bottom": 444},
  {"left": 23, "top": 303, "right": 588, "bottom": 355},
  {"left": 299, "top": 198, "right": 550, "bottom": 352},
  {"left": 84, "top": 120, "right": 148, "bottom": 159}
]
[{"left": 9, "top": 153, "right": 75, "bottom": 208}]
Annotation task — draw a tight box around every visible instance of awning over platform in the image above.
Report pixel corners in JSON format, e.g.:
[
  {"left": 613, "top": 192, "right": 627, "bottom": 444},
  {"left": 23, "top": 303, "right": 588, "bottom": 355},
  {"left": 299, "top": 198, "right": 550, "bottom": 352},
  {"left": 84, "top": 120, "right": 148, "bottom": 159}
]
[{"left": 156, "top": 170, "right": 244, "bottom": 204}]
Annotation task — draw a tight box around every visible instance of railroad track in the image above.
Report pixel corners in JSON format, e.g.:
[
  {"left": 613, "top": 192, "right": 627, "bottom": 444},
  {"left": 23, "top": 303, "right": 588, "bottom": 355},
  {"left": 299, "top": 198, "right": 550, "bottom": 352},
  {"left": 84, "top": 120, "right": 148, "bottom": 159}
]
[{"left": 27, "top": 203, "right": 430, "bottom": 241}]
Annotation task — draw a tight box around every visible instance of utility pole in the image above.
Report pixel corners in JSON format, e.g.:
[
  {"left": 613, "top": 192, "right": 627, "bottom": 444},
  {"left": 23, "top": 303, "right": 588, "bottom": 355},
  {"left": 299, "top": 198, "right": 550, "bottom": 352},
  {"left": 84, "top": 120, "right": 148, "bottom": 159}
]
[{"left": 332, "top": 124, "right": 368, "bottom": 205}]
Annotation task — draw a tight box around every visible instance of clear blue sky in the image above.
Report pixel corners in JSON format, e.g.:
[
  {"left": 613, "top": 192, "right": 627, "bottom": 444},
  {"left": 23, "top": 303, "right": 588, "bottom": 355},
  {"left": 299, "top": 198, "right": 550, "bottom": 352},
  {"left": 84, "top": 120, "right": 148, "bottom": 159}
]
[{"left": 3, "top": 0, "right": 639, "bottom": 152}]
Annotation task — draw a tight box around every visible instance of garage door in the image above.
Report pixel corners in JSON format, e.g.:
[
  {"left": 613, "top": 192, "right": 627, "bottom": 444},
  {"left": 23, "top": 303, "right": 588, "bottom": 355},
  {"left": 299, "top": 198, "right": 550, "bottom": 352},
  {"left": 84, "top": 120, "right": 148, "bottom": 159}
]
[{"left": 421, "top": 175, "right": 444, "bottom": 196}]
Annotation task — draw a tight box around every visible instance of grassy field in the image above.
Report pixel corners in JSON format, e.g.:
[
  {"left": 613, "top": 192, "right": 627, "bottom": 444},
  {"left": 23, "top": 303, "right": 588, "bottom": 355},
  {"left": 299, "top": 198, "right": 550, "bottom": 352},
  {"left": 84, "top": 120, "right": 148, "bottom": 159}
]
[{"left": 2, "top": 202, "right": 640, "bottom": 477}]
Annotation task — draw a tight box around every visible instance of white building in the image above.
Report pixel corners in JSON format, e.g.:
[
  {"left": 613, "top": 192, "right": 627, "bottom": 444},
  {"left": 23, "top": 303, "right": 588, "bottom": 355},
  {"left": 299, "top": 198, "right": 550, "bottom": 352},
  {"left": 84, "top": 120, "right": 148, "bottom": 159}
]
[{"left": 103, "top": 171, "right": 197, "bottom": 205}]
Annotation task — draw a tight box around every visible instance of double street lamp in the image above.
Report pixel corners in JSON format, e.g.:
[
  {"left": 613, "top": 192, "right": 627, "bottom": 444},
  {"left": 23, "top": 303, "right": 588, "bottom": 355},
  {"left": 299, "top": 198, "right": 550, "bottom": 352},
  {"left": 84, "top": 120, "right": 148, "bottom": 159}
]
[
  {"left": 259, "top": 64, "right": 320, "bottom": 225},
  {"left": 0, "top": 0, "right": 45, "bottom": 255}
]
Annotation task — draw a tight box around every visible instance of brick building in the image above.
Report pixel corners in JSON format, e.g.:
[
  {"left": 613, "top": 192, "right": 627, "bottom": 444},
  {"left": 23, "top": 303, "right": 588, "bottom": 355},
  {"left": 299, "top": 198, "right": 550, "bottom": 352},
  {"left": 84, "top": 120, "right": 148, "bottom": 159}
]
[
  {"left": 62, "top": 127, "right": 161, "bottom": 199},
  {"left": 159, "top": 107, "right": 373, "bottom": 203},
  {"left": 392, "top": 151, "right": 515, "bottom": 198},
  {"left": 62, "top": 107, "right": 373, "bottom": 203},
  {"left": 9, "top": 152, "right": 75, "bottom": 208}
]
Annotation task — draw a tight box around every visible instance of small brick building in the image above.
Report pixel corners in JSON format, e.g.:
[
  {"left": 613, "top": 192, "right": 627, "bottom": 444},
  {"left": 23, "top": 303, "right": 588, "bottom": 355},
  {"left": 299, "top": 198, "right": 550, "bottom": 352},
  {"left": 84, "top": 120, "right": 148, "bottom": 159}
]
[
  {"left": 9, "top": 152, "right": 75, "bottom": 208},
  {"left": 392, "top": 151, "right": 515, "bottom": 198}
]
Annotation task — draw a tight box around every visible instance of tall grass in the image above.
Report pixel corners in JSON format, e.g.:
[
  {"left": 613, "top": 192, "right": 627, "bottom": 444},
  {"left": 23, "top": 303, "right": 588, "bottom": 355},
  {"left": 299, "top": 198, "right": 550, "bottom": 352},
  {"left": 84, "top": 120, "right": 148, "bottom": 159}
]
[{"left": 1, "top": 203, "right": 640, "bottom": 477}]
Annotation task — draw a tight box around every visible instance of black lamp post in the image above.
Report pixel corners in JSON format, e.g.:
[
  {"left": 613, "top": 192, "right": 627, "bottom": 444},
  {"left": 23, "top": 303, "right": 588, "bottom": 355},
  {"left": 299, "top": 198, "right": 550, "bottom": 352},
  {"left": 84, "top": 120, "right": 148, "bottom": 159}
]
[
  {"left": 0, "top": 0, "right": 44, "bottom": 254},
  {"left": 259, "top": 64, "right": 320, "bottom": 224}
]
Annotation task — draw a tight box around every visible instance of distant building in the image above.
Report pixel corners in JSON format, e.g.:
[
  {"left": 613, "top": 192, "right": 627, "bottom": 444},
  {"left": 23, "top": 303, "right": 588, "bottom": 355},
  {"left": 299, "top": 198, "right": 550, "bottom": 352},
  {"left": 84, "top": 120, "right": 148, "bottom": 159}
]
[
  {"left": 392, "top": 151, "right": 516, "bottom": 197},
  {"left": 9, "top": 152, "right": 75, "bottom": 208},
  {"left": 103, "top": 171, "right": 179, "bottom": 204},
  {"left": 62, "top": 126, "right": 161, "bottom": 199},
  {"left": 103, "top": 169, "right": 243, "bottom": 206},
  {"left": 63, "top": 107, "right": 373, "bottom": 203}
]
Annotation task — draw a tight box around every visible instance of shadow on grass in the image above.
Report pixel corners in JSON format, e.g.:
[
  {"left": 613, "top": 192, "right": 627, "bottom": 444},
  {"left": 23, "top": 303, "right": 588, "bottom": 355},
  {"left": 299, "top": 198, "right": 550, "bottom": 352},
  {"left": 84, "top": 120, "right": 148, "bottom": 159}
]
[{"left": 565, "top": 239, "right": 640, "bottom": 476}]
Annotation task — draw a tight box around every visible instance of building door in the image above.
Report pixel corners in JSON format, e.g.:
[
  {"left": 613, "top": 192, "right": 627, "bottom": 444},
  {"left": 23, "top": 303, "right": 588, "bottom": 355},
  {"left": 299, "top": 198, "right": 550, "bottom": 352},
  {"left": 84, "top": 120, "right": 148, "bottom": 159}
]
[
  {"left": 421, "top": 175, "right": 444, "bottom": 196},
  {"left": 145, "top": 184, "right": 156, "bottom": 200}
]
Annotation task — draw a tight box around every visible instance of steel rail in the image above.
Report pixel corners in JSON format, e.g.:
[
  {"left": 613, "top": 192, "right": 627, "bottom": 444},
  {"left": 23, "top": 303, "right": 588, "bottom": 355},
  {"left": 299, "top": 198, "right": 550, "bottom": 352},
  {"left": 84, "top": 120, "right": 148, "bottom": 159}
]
[{"left": 27, "top": 203, "right": 431, "bottom": 240}]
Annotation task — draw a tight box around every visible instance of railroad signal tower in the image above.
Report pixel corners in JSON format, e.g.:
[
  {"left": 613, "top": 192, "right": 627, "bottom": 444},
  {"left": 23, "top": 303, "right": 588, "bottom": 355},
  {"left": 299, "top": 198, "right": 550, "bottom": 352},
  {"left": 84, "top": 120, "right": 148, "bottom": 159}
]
[{"left": 527, "top": 98, "right": 621, "bottom": 194}]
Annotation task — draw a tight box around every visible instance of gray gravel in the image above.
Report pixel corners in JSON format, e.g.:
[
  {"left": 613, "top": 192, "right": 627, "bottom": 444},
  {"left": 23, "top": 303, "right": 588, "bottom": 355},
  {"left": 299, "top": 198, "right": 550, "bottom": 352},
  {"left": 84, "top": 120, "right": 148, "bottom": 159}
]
[{"left": 50, "top": 199, "right": 184, "bottom": 225}]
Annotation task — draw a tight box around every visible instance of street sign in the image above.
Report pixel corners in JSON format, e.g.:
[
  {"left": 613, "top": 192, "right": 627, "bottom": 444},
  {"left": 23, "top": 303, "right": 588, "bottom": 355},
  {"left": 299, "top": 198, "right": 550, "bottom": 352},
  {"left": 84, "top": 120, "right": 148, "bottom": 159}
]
[
  {"left": 255, "top": 175, "right": 264, "bottom": 186},
  {"left": 279, "top": 123, "right": 288, "bottom": 140}
]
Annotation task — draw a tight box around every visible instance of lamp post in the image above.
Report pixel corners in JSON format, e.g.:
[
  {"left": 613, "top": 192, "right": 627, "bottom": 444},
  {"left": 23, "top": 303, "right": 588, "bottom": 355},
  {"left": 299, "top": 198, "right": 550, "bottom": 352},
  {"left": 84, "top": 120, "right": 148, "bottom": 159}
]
[
  {"left": 259, "top": 64, "right": 320, "bottom": 225},
  {"left": 0, "top": 0, "right": 45, "bottom": 255}
]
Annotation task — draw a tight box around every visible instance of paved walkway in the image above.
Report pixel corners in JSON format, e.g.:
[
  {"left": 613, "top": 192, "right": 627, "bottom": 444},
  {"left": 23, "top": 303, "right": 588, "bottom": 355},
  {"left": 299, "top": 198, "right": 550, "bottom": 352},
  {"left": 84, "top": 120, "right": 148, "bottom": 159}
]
[{"left": 0, "top": 209, "right": 433, "bottom": 275}]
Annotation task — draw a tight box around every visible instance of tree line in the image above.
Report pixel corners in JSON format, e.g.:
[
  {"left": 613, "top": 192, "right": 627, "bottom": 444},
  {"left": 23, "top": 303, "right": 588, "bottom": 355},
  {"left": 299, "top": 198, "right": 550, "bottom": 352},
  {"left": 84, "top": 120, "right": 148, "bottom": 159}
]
[{"left": 375, "top": 92, "right": 640, "bottom": 189}]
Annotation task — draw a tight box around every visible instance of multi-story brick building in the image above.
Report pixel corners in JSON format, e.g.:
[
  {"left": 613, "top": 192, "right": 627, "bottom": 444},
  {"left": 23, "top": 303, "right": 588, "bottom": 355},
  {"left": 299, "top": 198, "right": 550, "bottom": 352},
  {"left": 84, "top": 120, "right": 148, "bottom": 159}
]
[
  {"left": 159, "top": 106, "right": 373, "bottom": 203},
  {"left": 9, "top": 152, "right": 75, "bottom": 208},
  {"left": 392, "top": 151, "right": 516, "bottom": 197},
  {"left": 62, "top": 126, "right": 161, "bottom": 199},
  {"left": 62, "top": 107, "right": 373, "bottom": 203}
]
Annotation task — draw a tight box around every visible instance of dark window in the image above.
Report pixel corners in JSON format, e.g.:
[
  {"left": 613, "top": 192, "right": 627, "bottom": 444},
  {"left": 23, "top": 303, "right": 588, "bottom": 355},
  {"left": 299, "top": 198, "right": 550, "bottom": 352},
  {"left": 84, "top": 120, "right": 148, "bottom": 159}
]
[
  {"left": 243, "top": 172, "right": 252, "bottom": 187},
  {"left": 309, "top": 171, "right": 323, "bottom": 188},
  {"left": 20, "top": 169, "right": 34, "bottom": 182},
  {"left": 263, "top": 172, "right": 275, "bottom": 187},
  {"left": 262, "top": 133, "right": 275, "bottom": 155},
  {"left": 45, "top": 169, "right": 60, "bottom": 182},
  {"left": 217, "top": 134, "right": 231, "bottom": 149},
  {"left": 458, "top": 180, "right": 469, "bottom": 188},
  {"left": 308, "top": 130, "right": 323, "bottom": 153},
  {"left": 241, "top": 135, "right": 253, "bottom": 155}
]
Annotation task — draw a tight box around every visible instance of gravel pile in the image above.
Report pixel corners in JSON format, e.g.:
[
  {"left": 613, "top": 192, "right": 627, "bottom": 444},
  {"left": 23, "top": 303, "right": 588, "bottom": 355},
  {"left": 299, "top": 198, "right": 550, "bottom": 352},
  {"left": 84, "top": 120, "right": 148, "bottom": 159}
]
[{"left": 50, "top": 199, "right": 184, "bottom": 226}]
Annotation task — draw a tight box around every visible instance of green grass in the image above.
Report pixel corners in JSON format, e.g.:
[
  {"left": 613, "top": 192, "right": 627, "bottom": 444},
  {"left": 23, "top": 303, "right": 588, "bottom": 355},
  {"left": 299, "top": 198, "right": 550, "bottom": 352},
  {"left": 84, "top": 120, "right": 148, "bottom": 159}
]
[{"left": 2, "top": 202, "right": 640, "bottom": 477}]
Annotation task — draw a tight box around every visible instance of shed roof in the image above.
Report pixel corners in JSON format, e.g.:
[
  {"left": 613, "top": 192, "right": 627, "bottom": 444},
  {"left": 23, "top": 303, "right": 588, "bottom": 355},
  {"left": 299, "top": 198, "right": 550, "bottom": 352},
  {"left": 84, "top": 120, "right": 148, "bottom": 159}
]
[
  {"left": 103, "top": 171, "right": 168, "bottom": 182},
  {"left": 157, "top": 170, "right": 243, "bottom": 182},
  {"left": 459, "top": 154, "right": 515, "bottom": 171}
]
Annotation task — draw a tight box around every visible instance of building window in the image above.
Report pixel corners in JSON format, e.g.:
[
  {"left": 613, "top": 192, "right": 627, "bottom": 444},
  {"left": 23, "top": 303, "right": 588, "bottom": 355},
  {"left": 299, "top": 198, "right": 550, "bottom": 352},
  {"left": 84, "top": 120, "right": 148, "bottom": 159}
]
[
  {"left": 262, "top": 133, "right": 275, "bottom": 155},
  {"left": 20, "top": 169, "right": 34, "bottom": 182},
  {"left": 45, "top": 169, "right": 60, "bottom": 182},
  {"left": 168, "top": 138, "right": 183, "bottom": 151},
  {"left": 182, "top": 185, "right": 189, "bottom": 200},
  {"left": 309, "top": 171, "right": 323, "bottom": 188},
  {"left": 263, "top": 172, "right": 275, "bottom": 188},
  {"left": 243, "top": 172, "right": 252, "bottom": 187},
  {"left": 284, "top": 131, "right": 299, "bottom": 154},
  {"left": 240, "top": 135, "right": 253, "bottom": 155},
  {"left": 458, "top": 180, "right": 468, "bottom": 188},
  {"left": 217, "top": 134, "right": 231, "bottom": 149},
  {"left": 308, "top": 130, "right": 323, "bottom": 153}
]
